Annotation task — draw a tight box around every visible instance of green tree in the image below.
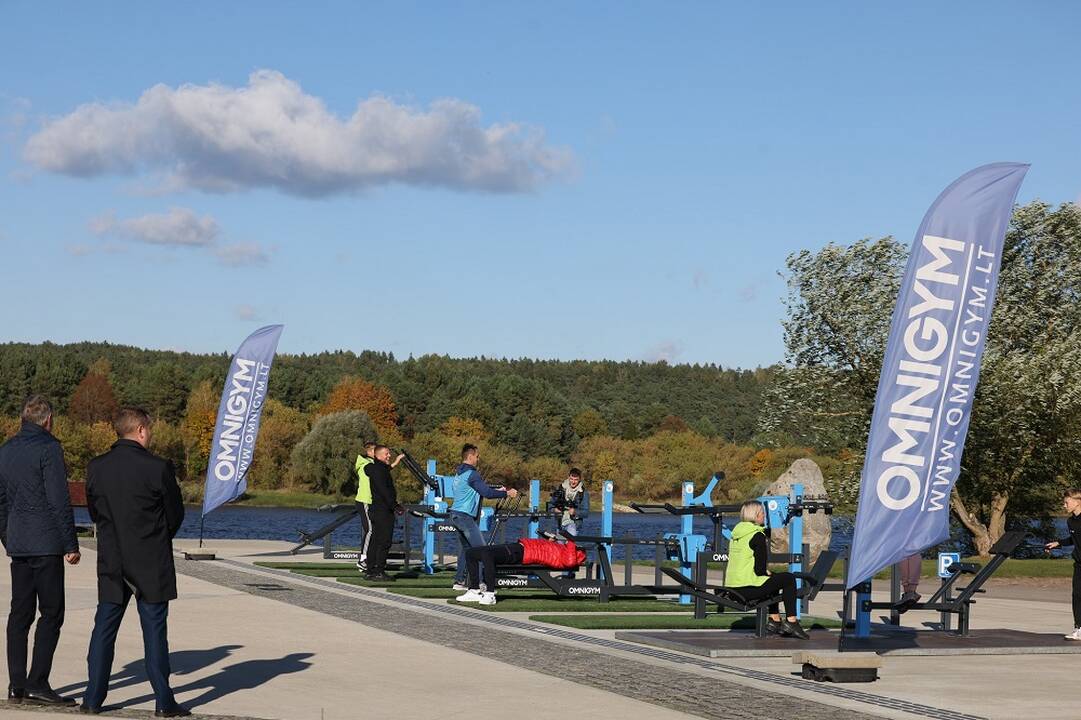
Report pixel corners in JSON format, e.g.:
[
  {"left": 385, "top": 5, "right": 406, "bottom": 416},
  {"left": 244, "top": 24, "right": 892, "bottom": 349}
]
[
  {"left": 762, "top": 203, "right": 1081, "bottom": 554},
  {"left": 572, "top": 408, "right": 608, "bottom": 439},
  {"left": 249, "top": 400, "right": 310, "bottom": 490},
  {"left": 145, "top": 362, "right": 191, "bottom": 424},
  {"left": 289, "top": 411, "right": 379, "bottom": 495}
]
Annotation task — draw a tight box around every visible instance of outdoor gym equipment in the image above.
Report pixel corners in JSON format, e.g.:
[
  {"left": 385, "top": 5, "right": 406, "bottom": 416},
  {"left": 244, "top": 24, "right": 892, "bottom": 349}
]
[
  {"left": 843, "top": 529, "right": 1027, "bottom": 638},
  {"left": 629, "top": 474, "right": 834, "bottom": 608},
  {"left": 403, "top": 459, "right": 600, "bottom": 575},
  {"left": 290, "top": 502, "right": 421, "bottom": 567}
]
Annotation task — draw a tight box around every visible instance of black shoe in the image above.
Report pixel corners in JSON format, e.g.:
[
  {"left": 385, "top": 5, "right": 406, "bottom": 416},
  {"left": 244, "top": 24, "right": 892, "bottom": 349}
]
[
  {"left": 155, "top": 705, "right": 192, "bottom": 717},
  {"left": 367, "top": 573, "right": 394, "bottom": 581},
  {"left": 7, "top": 686, "right": 24, "bottom": 704},
  {"left": 781, "top": 618, "right": 810, "bottom": 640},
  {"left": 24, "top": 688, "right": 76, "bottom": 706},
  {"left": 80, "top": 704, "right": 103, "bottom": 714},
  {"left": 766, "top": 618, "right": 788, "bottom": 635}
]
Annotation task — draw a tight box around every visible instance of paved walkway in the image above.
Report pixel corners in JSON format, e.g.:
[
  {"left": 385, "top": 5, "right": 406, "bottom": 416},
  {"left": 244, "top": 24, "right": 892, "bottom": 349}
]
[{"left": 0, "top": 540, "right": 1078, "bottom": 719}]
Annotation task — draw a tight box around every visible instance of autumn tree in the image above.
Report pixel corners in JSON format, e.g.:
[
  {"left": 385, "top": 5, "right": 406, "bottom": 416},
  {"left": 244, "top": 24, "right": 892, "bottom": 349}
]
[
  {"left": 249, "top": 400, "right": 310, "bottom": 490},
  {"left": 572, "top": 408, "right": 608, "bottom": 439},
  {"left": 318, "top": 376, "right": 398, "bottom": 433},
  {"left": 69, "top": 371, "right": 119, "bottom": 424},
  {"left": 52, "top": 417, "right": 114, "bottom": 481},
  {"left": 180, "top": 381, "right": 218, "bottom": 482}
]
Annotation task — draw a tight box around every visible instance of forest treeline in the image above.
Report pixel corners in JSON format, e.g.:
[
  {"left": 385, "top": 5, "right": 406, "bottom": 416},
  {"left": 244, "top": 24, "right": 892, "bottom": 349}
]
[{"left": 0, "top": 342, "right": 839, "bottom": 503}]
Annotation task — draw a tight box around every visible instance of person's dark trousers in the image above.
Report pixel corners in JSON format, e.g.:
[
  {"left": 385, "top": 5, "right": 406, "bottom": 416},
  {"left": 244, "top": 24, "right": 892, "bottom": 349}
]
[
  {"left": 1072, "top": 563, "right": 1081, "bottom": 628},
  {"left": 732, "top": 572, "right": 798, "bottom": 617},
  {"left": 7, "top": 556, "right": 64, "bottom": 692},
  {"left": 354, "top": 501, "right": 372, "bottom": 560},
  {"left": 447, "top": 511, "right": 485, "bottom": 585},
  {"left": 85, "top": 592, "right": 176, "bottom": 711},
  {"left": 366, "top": 509, "right": 395, "bottom": 575},
  {"left": 465, "top": 543, "right": 524, "bottom": 589}
]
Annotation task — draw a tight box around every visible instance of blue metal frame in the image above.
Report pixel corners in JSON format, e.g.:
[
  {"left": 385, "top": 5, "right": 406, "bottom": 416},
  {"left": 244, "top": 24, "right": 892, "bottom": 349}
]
[{"left": 417, "top": 461, "right": 614, "bottom": 575}]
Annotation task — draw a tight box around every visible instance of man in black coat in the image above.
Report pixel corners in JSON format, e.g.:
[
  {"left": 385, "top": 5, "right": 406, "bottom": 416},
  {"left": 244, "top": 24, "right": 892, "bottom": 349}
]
[
  {"left": 0, "top": 395, "right": 80, "bottom": 707},
  {"left": 84, "top": 407, "right": 188, "bottom": 717},
  {"left": 364, "top": 445, "right": 402, "bottom": 580}
]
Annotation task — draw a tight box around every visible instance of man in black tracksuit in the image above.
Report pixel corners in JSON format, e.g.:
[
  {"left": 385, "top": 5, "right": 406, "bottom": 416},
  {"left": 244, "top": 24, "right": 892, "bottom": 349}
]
[
  {"left": 364, "top": 445, "right": 401, "bottom": 580},
  {"left": 1045, "top": 489, "right": 1081, "bottom": 639}
]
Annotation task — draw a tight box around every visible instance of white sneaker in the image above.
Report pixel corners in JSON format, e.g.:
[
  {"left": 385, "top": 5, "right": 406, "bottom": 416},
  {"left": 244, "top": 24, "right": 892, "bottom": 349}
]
[
  {"left": 456, "top": 589, "right": 484, "bottom": 603},
  {"left": 452, "top": 582, "right": 468, "bottom": 591},
  {"left": 478, "top": 591, "right": 497, "bottom": 606},
  {"left": 1064, "top": 627, "right": 1081, "bottom": 640}
]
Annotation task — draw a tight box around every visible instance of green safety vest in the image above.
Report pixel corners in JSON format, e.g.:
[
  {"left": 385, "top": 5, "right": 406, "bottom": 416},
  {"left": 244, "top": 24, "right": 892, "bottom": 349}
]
[
  {"left": 726, "top": 521, "right": 767, "bottom": 588},
  {"left": 354, "top": 455, "right": 373, "bottom": 504}
]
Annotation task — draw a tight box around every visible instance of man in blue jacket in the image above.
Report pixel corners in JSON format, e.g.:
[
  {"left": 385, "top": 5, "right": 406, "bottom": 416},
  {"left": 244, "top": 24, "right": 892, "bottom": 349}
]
[
  {"left": 449, "top": 444, "right": 517, "bottom": 590},
  {"left": 0, "top": 396, "right": 80, "bottom": 707}
]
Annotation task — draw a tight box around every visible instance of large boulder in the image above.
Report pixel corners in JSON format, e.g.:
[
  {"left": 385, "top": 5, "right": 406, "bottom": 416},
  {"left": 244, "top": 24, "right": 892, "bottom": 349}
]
[{"left": 765, "top": 459, "right": 832, "bottom": 565}]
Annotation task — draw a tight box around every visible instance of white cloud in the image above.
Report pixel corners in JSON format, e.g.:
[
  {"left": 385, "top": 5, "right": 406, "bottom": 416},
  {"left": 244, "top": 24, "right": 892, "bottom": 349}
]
[
  {"left": 235, "top": 304, "right": 260, "bottom": 321},
  {"left": 24, "top": 70, "right": 574, "bottom": 196},
  {"left": 90, "top": 207, "right": 218, "bottom": 247},
  {"left": 85, "top": 207, "right": 266, "bottom": 267},
  {"left": 643, "top": 340, "right": 683, "bottom": 363},
  {"left": 215, "top": 242, "right": 269, "bottom": 267}
]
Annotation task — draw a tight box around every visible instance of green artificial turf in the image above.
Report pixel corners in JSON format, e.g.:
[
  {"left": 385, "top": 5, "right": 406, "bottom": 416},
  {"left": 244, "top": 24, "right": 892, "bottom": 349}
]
[
  {"left": 336, "top": 575, "right": 455, "bottom": 588},
  {"left": 254, "top": 562, "right": 456, "bottom": 587},
  {"left": 446, "top": 597, "right": 689, "bottom": 612},
  {"left": 387, "top": 587, "right": 542, "bottom": 599},
  {"left": 528, "top": 613, "right": 842, "bottom": 630},
  {"left": 256, "top": 562, "right": 360, "bottom": 570}
]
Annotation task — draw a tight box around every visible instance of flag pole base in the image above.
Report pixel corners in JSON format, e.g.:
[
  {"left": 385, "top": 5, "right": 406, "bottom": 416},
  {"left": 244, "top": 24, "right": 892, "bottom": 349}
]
[{"left": 182, "top": 550, "right": 216, "bottom": 561}]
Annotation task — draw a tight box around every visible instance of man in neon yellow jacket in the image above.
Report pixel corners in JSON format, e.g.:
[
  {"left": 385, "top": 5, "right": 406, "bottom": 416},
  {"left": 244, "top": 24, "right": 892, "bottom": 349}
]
[{"left": 354, "top": 442, "right": 376, "bottom": 571}]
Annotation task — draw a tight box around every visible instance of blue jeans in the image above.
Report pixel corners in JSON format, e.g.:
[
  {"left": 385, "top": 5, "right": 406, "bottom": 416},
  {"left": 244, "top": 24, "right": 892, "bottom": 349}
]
[
  {"left": 85, "top": 593, "right": 176, "bottom": 711},
  {"left": 448, "top": 511, "right": 485, "bottom": 585}
]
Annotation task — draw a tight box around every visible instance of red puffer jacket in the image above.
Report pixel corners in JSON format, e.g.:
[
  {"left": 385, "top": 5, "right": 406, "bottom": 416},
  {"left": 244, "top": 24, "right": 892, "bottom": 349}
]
[{"left": 519, "top": 539, "right": 586, "bottom": 569}]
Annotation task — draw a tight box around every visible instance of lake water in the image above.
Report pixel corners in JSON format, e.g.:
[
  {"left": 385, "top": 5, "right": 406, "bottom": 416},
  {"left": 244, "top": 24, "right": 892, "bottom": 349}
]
[{"left": 74, "top": 505, "right": 1068, "bottom": 561}]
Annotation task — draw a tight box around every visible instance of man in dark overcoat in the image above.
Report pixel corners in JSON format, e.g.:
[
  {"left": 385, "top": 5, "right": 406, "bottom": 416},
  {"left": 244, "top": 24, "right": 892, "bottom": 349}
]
[{"left": 84, "top": 407, "right": 188, "bottom": 717}]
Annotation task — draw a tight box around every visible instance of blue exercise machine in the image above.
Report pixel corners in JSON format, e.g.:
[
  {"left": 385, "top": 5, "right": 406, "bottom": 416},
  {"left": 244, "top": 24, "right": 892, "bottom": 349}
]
[{"left": 407, "top": 460, "right": 615, "bottom": 575}]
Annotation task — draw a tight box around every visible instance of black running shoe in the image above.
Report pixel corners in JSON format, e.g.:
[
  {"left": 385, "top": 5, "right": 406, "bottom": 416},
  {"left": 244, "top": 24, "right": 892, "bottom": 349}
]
[
  {"left": 782, "top": 618, "right": 810, "bottom": 639},
  {"left": 766, "top": 618, "right": 788, "bottom": 635}
]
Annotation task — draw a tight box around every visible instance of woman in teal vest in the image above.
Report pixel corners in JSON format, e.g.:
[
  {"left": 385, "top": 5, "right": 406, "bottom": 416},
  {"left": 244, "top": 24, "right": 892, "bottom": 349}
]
[{"left": 728, "top": 500, "right": 808, "bottom": 639}]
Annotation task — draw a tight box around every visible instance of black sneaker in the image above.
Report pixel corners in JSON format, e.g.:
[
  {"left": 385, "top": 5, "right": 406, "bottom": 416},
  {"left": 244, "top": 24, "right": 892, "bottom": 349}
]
[
  {"left": 24, "top": 688, "right": 76, "bottom": 706},
  {"left": 155, "top": 705, "right": 192, "bottom": 717},
  {"left": 781, "top": 618, "right": 810, "bottom": 640},
  {"left": 766, "top": 618, "right": 788, "bottom": 635},
  {"left": 7, "top": 686, "right": 24, "bottom": 704}
]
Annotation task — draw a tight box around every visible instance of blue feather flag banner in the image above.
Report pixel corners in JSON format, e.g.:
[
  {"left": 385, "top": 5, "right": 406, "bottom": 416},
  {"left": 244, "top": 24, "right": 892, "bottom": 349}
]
[
  {"left": 201, "top": 324, "right": 284, "bottom": 516},
  {"left": 846, "top": 164, "right": 1028, "bottom": 588}
]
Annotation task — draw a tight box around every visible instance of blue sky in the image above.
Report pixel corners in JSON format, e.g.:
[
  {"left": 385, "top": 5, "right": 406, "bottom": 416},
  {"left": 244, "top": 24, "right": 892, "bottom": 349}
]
[{"left": 2, "top": 2, "right": 1079, "bottom": 368}]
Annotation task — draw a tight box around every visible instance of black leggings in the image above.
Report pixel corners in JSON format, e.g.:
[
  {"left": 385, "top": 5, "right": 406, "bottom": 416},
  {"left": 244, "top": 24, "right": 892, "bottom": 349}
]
[
  {"left": 731, "top": 572, "right": 798, "bottom": 618},
  {"left": 465, "top": 543, "right": 525, "bottom": 590},
  {"left": 1073, "top": 563, "right": 1081, "bottom": 627}
]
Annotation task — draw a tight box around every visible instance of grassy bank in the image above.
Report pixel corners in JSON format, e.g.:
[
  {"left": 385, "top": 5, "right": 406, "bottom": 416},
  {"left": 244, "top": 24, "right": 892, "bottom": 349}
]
[{"left": 234, "top": 490, "right": 342, "bottom": 508}]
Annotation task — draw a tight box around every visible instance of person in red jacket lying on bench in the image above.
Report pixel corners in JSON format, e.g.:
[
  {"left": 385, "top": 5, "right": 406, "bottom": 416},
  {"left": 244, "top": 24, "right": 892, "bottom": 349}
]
[{"left": 456, "top": 538, "right": 586, "bottom": 605}]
